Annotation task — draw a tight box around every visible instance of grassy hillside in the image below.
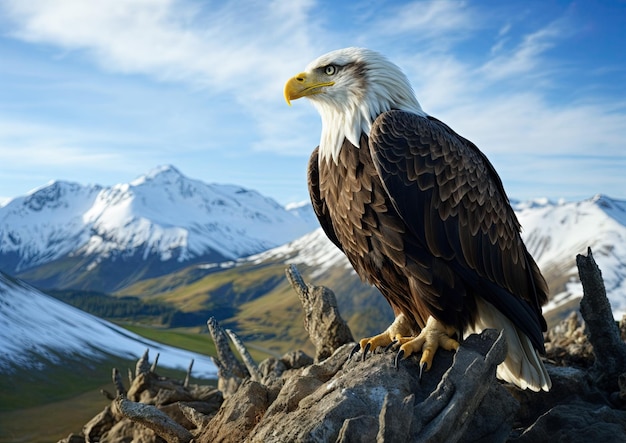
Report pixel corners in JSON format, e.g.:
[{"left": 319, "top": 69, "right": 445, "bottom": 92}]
[
  {"left": 47, "top": 289, "right": 175, "bottom": 324},
  {"left": 15, "top": 250, "right": 227, "bottom": 293},
  {"left": 0, "top": 349, "right": 216, "bottom": 443},
  {"left": 33, "top": 249, "right": 572, "bottom": 378},
  {"left": 117, "top": 258, "right": 395, "bottom": 356},
  {"left": 0, "top": 322, "right": 220, "bottom": 442},
  {"left": 0, "top": 384, "right": 112, "bottom": 443},
  {"left": 122, "top": 324, "right": 216, "bottom": 355}
]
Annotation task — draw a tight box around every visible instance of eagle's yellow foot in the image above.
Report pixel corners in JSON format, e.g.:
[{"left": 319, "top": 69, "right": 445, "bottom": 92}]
[
  {"left": 350, "top": 313, "right": 413, "bottom": 361},
  {"left": 394, "top": 316, "right": 459, "bottom": 376}
]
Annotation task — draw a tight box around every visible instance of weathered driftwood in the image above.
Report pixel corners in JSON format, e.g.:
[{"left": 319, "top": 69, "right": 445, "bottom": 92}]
[
  {"left": 544, "top": 310, "right": 594, "bottom": 368},
  {"left": 100, "top": 388, "right": 115, "bottom": 401},
  {"left": 59, "top": 348, "right": 224, "bottom": 443},
  {"left": 225, "top": 328, "right": 263, "bottom": 383},
  {"left": 577, "top": 247, "right": 626, "bottom": 390},
  {"left": 97, "top": 370, "right": 121, "bottom": 400},
  {"left": 82, "top": 405, "right": 115, "bottom": 442},
  {"left": 413, "top": 330, "right": 511, "bottom": 442},
  {"left": 136, "top": 348, "right": 151, "bottom": 377},
  {"left": 112, "top": 367, "right": 126, "bottom": 396},
  {"left": 150, "top": 352, "right": 160, "bottom": 373},
  {"left": 253, "top": 330, "right": 514, "bottom": 443},
  {"left": 179, "top": 402, "right": 212, "bottom": 429},
  {"left": 207, "top": 316, "right": 249, "bottom": 397},
  {"left": 285, "top": 264, "right": 354, "bottom": 361},
  {"left": 183, "top": 359, "right": 194, "bottom": 388},
  {"left": 113, "top": 395, "right": 193, "bottom": 443}
]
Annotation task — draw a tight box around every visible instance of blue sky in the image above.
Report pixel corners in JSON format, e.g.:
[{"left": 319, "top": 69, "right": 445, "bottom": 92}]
[{"left": 0, "top": 0, "right": 624, "bottom": 206}]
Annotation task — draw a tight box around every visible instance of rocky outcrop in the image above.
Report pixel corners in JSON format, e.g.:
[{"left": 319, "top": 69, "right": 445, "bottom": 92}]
[{"left": 59, "top": 249, "right": 626, "bottom": 442}]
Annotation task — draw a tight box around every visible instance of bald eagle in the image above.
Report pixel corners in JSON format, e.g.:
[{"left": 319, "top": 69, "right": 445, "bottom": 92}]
[{"left": 285, "top": 47, "right": 551, "bottom": 392}]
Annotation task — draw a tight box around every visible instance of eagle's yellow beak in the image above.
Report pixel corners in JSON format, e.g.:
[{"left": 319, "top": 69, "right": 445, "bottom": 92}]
[{"left": 284, "top": 72, "right": 335, "bottom": 106}]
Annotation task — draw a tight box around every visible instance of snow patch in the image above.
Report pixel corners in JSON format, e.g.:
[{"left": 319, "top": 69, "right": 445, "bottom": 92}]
[{"left": 0, "top": 274, "right": 217, "bottom": 377}]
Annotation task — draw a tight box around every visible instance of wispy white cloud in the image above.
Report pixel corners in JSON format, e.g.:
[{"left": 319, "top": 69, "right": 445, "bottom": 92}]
[
  {"left": 374, "top": 0, "right": 476, "bottom": 43},
  {"left": 0, "top": 0, "right": 624, "bottom": 203},
  {"left": 1, "top": 0, "right": 320, "bottom": 97},
  {"left": 0, "top": 0, "right": 334, "bottom": 165},
  {"left": 443, "top": 94, "right": 626, "bottom": 156},
  {"left": 479, "top": 19, "right": 566, "bottom": 81},
  {"left": 360, "top": 5, "right": 625, "bottom": 154},
  {"left": 0, "top": 117, "right": 126, "bottom": 165}
]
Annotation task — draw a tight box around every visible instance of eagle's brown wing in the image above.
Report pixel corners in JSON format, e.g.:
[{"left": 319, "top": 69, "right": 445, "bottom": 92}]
[
  {"left": 307, "top": 147, "right": 343, "bottom": 252},
  {"left": 369, "top": 110, "right": 548, "bottom": 350}
]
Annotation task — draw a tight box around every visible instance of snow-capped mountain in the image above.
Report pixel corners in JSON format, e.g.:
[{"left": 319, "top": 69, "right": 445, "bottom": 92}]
[
  {"left": 0, "top": 272, "right": 216, "bottom": 377},
  {"left": 515, "top": 195, "right": 626, "bottom": 319},
  {"left": 247, "top": 195, "right": 626, "bottom": 322},
  {"left": 2, "top": 163, "right": 624, "bottom": 322},
  {"left": 0, "top": 165, "right": 318, "bottom": 290}
]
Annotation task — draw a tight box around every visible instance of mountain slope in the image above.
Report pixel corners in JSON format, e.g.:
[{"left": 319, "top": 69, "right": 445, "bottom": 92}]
[
  {"left": 115, "top": 226, "right": 391, "bottom": 356},
  {"left": 0, "top": 272, "right": 216, "bottom": 379},
  {"left": 515, "top": 195, "right": 626, "bottom": 322},
  {"left": 0, "top": 165, "right": 316, "bottom": 291}
]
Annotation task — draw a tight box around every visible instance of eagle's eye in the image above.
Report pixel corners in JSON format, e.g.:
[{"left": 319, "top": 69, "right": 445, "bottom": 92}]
[{"left": 324, "top": 65, "right": 336, "bottom": 76}]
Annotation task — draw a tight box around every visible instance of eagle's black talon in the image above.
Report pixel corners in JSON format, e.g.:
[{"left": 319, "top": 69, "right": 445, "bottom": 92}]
[
  {"left": 349, "top": 343, "right": 361, "bottom": 360},
  {"left": 362, "top": 342, "right": 371, "bottom": 361},
  {"left": 394, "top": 349, "right": 404, "bottom": 370},
  {"left": 419, "top": 361, "right": 426, "bottom": 380},
  {"left": 384, "top": 339, "right": 398, "bottom": 353}
]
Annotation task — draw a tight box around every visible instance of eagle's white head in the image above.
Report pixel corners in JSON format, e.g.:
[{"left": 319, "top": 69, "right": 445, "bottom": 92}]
[{"left": 285, "top": 47, "right": 425, "bottom": 162}]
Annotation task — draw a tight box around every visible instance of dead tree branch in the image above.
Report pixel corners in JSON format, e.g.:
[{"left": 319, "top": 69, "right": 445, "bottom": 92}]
[
  {"left": 136, "top": 349, "right": 151, "bottom": 377},
  {"left": 226, "top": 328, "right": 263, "bottom": 383},
  {"left": 112, "top": 367, "right": 126, "bottom": 396},
  {"left": 183, "top": 358, "right": 193, "bottom": 388},
  {"left": 286, "top": 264, "right": 354, "bottom": 361},
  {"left": 577, "top": 247, "right": 626, "bottom": 390},
  {"left": 114, "top": 395, "right": 193, "bottom": 443}
]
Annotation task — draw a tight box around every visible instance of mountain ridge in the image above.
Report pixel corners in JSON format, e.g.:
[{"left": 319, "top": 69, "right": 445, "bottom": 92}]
[{"left": 0, "top": 165, "right": 317, "bottom": 291}]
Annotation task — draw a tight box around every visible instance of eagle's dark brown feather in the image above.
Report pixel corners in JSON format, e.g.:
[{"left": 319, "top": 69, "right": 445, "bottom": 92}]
[
  {"left": 307, "top": 109, "right": 549, "bottom": 351},
  {"left": 307, "top": 149, "right": 343, "bottom": 252}
]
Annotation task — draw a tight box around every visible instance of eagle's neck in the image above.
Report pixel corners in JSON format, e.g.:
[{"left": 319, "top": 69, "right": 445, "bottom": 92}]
[
  {"left": 313, "top": 86, "right": 425, "bottom": 164},
  {"left": 316, "top": 105, "right": 362, "bottom": 163}
]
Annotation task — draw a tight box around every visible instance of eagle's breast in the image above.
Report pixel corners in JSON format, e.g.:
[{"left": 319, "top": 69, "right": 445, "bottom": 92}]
[
  {"left": 317, "top": 135, "right": 430, "bottom": 328},
  {"left": 319, "top": 136, "right": 388, "bottom": 268}
]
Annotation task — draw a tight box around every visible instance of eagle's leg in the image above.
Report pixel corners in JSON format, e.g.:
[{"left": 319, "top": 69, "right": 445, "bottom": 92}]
[
  {"left": 353, "top": 313, "right": 414, "bottom": 359},
  {"left": 396, "top": 316, "right": 459, "bottom": 373}
]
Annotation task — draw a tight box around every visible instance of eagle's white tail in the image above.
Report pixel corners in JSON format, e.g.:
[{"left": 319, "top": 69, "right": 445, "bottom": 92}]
[{"left": 465, "top": 298, "right": 551, "bottom": 392}]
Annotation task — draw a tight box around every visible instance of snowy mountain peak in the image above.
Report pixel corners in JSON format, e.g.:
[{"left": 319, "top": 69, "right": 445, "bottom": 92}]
[
  {"left": 20, "top": 180, "right": 102, "bottom": 212},
  {"left": 131, "top": 164, "right": 185, "bottom": 187},
  {"left": 589, "top": 194, "right": 626, "bottom": 225},
  {"left": 0, "top": 166, "right": 318, "bottom": 283}
]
